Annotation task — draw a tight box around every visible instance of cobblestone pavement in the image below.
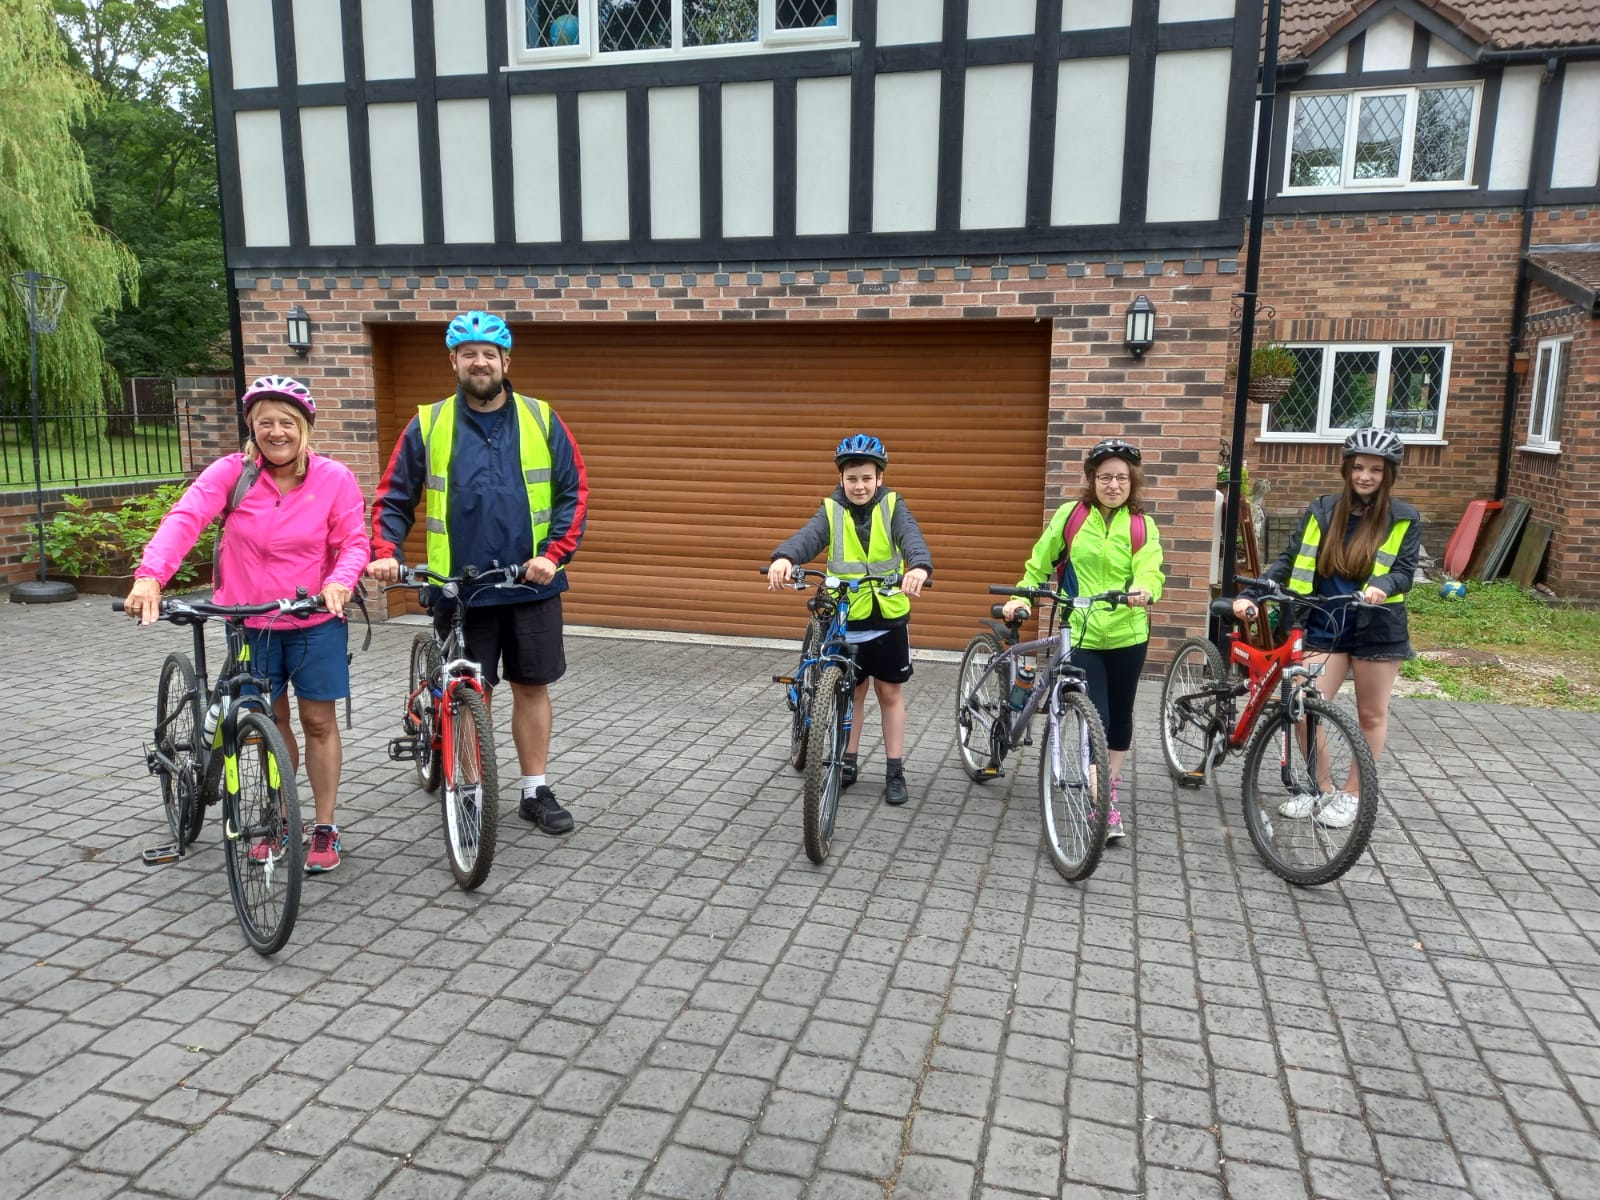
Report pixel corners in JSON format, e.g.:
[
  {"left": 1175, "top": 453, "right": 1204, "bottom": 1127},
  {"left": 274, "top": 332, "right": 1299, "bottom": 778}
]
[{"left": 2, "top": 597, "right": 1599, "bottom": 1200}]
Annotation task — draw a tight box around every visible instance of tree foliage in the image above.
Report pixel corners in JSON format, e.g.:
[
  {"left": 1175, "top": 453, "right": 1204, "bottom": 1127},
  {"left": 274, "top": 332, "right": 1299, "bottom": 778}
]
[{"left": 0, "top": 0, "right": 138, "bottom": 413}]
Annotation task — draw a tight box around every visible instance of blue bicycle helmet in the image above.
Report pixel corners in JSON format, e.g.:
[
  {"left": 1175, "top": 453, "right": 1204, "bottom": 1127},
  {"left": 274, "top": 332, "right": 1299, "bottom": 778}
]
[
  {"left": 445, "top": 310, "right": 513, "bottom": 350},
  {"left": 834, "top": 433, "right": 888, "bottom": 469}
]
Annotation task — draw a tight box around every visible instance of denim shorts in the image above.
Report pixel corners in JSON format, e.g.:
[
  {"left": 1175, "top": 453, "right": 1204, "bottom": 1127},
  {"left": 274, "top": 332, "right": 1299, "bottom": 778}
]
[{"left": 244, "top": 619, "right": 351, "bottom": 701}]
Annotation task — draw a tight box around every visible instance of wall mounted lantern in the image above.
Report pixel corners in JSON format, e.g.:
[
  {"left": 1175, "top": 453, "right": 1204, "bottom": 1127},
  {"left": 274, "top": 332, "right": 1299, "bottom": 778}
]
[
  {"left": 286, "top": 304, "right": 311, "bottom": 355},
  {"left": 1124, "top": 294, "right": 1156, "bottom": 358}
]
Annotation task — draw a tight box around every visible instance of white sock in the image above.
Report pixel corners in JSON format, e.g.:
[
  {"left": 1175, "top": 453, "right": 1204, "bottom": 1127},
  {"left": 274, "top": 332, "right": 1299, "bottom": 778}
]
[{"left": 520, "top": 774, "right": 546, "bottom": 797}]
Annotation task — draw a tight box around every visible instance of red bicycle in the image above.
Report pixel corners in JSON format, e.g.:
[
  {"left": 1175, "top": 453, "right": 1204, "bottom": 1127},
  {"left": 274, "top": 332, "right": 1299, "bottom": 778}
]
[{"left": 1158, "top": 577, "right": 1380, "bottom": 886}]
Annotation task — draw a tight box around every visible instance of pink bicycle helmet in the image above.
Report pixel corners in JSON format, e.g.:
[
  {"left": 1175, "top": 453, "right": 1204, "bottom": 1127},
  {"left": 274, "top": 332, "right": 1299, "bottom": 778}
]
[{"left": 241, "top": 375, "right": 317, "bottom": 424}]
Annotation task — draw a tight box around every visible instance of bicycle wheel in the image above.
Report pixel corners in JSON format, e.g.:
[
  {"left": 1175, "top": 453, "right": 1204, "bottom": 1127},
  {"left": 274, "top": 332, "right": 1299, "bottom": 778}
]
[
  {"left": 955, "top": 632, "right": 1005, "bottom": 781},
  {"left": 1160, "top": 637, "right": 1227, "bottom": 786},
  {"left": 441, "top": 687, "right": 499, "bottom": 891},
  {"left": 789, "top": 617, "right": 824, "bottom": 770},
  {"left": 801, "top": 666, "right": 846, "bottom": 864},
  {"left": 221, "top": 711, "right": 304, "bottom": 955},
  {"left": 156, "top": 653, "right": 205, "bottom": 847},
  {"left": 1240, "top": 695, "right": 1380, "bottom": 887},
  {"left": 1038, "top": 688, "right": 1111, "bottom": 882},
  {"left": 409, "top": 632, "right": 443, "bottom": 793}
]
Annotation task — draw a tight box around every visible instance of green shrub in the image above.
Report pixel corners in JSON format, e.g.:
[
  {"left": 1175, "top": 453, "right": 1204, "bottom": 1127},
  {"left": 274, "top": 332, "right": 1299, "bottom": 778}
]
[
  {"left": 30, "top": 484, "right": 217, "bottom": 587},
  {"left": 1228, "top": 343, "right": 1299, "bottom": 379}
]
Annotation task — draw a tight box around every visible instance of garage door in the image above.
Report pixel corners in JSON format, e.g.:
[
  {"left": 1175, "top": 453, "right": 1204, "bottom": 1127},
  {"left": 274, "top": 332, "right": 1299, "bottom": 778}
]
[{"left": 372, "top": 320, "right": 1049, "bottom": 650}]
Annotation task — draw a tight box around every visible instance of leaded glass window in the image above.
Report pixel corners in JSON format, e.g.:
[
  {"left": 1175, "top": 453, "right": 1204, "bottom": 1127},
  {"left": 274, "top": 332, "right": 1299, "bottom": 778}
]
[
  {"left": 1261, "top": 344, "right": 1452, "bottom": 442},
  {"left": 1286, "top": 84, "right": 1479, "bottom": 192}
]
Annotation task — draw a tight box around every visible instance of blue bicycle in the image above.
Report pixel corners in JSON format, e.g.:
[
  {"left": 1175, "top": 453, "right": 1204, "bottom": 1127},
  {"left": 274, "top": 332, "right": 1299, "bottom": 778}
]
[{"left": 766, "top": 565, "right": 909, "bottom": 863}]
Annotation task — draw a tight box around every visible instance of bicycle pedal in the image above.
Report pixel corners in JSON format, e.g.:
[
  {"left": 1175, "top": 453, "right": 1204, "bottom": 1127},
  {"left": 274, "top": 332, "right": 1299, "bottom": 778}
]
[
  {"left": 140, "top": 845, "right": 181, "bottom": 866},
  {"left": 979, "top": 766, "right": 1005, "bottom": 779},
  {"left": 1022, "top": 734, "right": 1033, "bottom": 747},
  {"left": 387, "top": 738, "right": 425, "bottom": 762},
  {"left": 1178, "top": 770, "right": 1206, "bottom": 790},
  {"left": 143, "top": 748, "right": 160, "bottom": 776},
  {"left": 772, "top": 675, "right": 795, "bottom": 685}
]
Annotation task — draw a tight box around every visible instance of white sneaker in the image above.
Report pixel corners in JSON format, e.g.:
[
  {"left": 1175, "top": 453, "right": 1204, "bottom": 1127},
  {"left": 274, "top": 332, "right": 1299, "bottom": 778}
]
[
  {"left": 1278, "top": 791, "right": 1322, "bottom": 819},
  {"left": 1314, "top": 791, "right": 1360, "bottom": 829}
]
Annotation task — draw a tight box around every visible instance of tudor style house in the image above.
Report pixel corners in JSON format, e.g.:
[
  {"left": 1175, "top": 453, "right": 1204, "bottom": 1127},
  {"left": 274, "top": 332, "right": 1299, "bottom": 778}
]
[
  {"left": 201, "top": 0, "right": 1264, "bottom": 650},
  {"left": 1254, "top": 0, "right": 1600, "bottom": 597}
]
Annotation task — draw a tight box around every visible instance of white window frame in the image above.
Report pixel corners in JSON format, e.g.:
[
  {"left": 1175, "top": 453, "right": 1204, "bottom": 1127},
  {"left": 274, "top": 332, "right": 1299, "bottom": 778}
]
[
  {"left": 1283, "top": 83, "right": 1482, "bottom": 194},
  {"left": 1522, "top": 335, "right": 1571, "bottom": 453},
  {"left": 1259, "top": 342, "right": 1453, "bottom": 444},
  {"left": 509, "top": 0, "right": 853, "bottom": 68}
]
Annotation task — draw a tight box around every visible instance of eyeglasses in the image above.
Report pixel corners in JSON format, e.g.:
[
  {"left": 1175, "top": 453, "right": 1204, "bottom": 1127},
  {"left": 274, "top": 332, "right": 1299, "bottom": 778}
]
[{"left": 1094, "top": 474, "right": 1131, "bottom": 486}]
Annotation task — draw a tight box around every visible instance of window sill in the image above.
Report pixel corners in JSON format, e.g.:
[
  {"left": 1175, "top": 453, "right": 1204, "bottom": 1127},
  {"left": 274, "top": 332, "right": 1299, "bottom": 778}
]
[
  {"left": 1256, "top": 435, "right": 1447, "bottom": 447},
  {"left": 1279, "top": 182, "right": 1478, "bottom": 197},
  {"left": 507, "top": 37, "right": 856, "bottom": 71},
  {"left": 1517, "top": 443, "right": 1561, "bottom": 456}
]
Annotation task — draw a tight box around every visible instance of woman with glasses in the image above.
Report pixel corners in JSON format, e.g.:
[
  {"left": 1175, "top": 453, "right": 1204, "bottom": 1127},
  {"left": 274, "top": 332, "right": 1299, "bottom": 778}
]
[{"left": 1001, "top": 439, "right": 1165, "bottom": 841}]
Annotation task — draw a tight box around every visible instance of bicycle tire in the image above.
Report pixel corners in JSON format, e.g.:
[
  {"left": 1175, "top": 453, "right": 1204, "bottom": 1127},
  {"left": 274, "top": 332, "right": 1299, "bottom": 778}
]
[
  {"left": 1240, "top": 695, "right": 1379, "bottom": 887},
  {"left": 801, "top": 666, "right": 845, "bottom": 864},
  {"left": 1038, "top": 688, "right": 1111, "bottom": 882},
  {"left": 409, "top": 632, "right": 443, "bottom": 793},
  {"left": 441, "top": 687, "right": 499, "bottom": 891},
  {"left": 789, "top": 616, "right": 824, "bottom": 771},
  {"left": 1160, "top": 637, "right": 1228, "bottom": 786},
  {"left": 156, "top": 653, "right": 205, "bottom": 847},
  {"left": 221, "top": 711, "right": 304, "bottom": 955},
  {"left": 955, "top": 632, "right": 1005, "bottom": 781}
]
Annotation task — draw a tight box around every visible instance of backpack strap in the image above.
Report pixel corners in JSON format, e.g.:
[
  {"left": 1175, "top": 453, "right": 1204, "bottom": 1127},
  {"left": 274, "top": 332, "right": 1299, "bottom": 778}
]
[
  {"left": 1055, "top": 503, "right": 1147, "bottom": 589},
  {"left": 211, "top": 455, "right": 262, "bottom": 592}
]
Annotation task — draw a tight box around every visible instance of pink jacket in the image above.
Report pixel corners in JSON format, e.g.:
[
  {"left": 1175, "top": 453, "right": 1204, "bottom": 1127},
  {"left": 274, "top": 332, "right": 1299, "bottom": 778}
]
[{"left": 137, "top": 453, "right": 370, "bottom": 629}]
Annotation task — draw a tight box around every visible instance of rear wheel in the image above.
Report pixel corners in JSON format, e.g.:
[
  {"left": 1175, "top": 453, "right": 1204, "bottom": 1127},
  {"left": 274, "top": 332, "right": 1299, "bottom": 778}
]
[
  {"left": 156, "top": 653, "right": 205, "bottom": 847},
  {"left": 409, "top": 633, "right": 443, "bottom": 793},
  {"left": 789, "top": 617, "right": 824, "bottom": 770},
  {"left": 801, "top": 667, "right": 846, "bottom": 864},
  {"left": 1240, "top": 695, "right": 1379, "bottom": 887},
  {"left": 1038, "top": 688, "right": 1111, "bottom": 882},
  {"left": 222, "top": 711, "right": 304, "bottom": 955},
  {"left": 955, "top": 633, "right": 1006, "bottom": 781},
  {"left": 441, "top": 686, "right": 499, "bottom": 891},
  {"left": 1160, "top": 637, "right": 1227, "bottom": 786}
]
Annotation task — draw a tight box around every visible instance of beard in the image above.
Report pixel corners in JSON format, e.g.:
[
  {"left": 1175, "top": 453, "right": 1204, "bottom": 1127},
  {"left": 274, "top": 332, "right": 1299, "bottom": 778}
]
[{"left": 460, "top": 370, "right": 502, "bottom": 402}]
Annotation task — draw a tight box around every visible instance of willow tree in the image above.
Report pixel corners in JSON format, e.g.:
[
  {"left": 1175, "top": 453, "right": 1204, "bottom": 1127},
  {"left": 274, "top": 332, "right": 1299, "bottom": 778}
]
[{"left": 0, "top": 0, "right": 137, "bottom": 416}]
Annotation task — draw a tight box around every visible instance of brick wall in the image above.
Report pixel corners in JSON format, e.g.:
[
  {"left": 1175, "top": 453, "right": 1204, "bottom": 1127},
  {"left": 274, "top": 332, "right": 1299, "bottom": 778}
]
[{"left": 234, "top": 259, "right": 1234, "bottom": 656}]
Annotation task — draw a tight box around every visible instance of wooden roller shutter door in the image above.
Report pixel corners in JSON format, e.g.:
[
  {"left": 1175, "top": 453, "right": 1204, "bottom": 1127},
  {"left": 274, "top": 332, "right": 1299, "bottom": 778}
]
[{"left": 373, "top": 321, "right": 1048, "bottom": 650}]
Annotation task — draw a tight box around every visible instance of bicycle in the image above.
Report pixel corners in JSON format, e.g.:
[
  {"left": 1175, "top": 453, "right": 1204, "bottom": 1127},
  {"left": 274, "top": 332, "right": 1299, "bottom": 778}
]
[
  {"left": 765, "top": 565, "right": 915, "bottom": 864},
  {"left": 1158, "top": 577, "right": 1381, "bottom": 886},
  {"left": 954, "top": 585, "right": 1127, "bottom": 882},
  {"left": 117, "top": 593, "right": 325, "bottom": 955},
  {"left": 384, "top": 562, "right": 525, "bottom": 891}
]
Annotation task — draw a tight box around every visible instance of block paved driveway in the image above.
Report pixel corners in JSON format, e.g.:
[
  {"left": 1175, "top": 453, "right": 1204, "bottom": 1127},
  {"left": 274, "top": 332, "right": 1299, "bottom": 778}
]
[{"left": 2, "top": 597, "right": 1599, "bottom": 1200}]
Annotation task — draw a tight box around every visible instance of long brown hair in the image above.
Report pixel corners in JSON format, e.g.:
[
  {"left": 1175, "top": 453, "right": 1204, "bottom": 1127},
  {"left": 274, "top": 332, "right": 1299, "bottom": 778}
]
[
  {"left": 1317, "top": 456, "right": 1396, "bottom": 580},
  {"left": 1077, "top": 461, "right": 1146, "bottom": 516}
]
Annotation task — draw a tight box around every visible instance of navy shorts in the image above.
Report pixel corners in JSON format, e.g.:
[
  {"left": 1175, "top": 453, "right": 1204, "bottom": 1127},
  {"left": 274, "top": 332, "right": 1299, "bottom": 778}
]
[
  {"left": 851, "top": 625, "right": 913, "bottom": 684},
  {"left": 440, "top": 595, "right": 566, "bottom": 688},
  {"left": 244, "top": 620, "right": 350, "bottom": 702}
]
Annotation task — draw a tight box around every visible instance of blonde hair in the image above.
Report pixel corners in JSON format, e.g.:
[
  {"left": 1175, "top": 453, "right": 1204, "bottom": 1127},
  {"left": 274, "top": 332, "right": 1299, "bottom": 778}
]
[{"left": 242, "top": 398, "right": 313, "bottom": 479}]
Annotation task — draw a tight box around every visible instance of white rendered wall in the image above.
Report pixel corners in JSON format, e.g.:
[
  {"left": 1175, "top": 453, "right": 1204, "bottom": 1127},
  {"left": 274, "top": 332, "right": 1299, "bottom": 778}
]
[
  {"left": 1159, "top": 0, "right": 1235, "bottom": 20},
  {"left": 579, "top": 91, "right": 630, "bottom": 241},
  {"left": 961, "top": 64, "right": 1031, "bottom": 229},
  {"left": 228, "top": 0, "right": 277, "bottom": 89},
  {"left": 1064, "top": 0, "right": 1129, "bottom": 31},
  {"left": 1428, "top": 40, "right": 1472, "bottom": 68},
  {"left": 1306, "top": 46, "right": 1347, "bottom": 74},
  {"left": 872, "top": 71, "right": 940, "bottom": 232},
  {"left": 1362, "top": 12, "right": 1415, "bottom": 71},
  {"left": 795, "top": 76, "right": 851, "bottom": 235},
  {"left": 293, "top": 0, "right": 344, "bottom": 84},
  {"left": 509, "top": 95, "right": 562, "bottom": 243},
  {"left": 1489, "top": 67, "right": 1541, "bottom": 191},
  {"left": 721, "top": 82, "right": 775, "bottom": 238},
  {"left": 438, "top": 100, "right": 496, "bottom": 242},
  {"left": 649, "top": 87, "right": 701, "bottom": 240},
  {"left": 236, "top": 110, "right": 290, "bottom": 245},
  {"left": 368, "top": 103, "right": 424, "bottom": 243},
  {"left": 433, "top": 0, "right": 487, "bottom": 76},
  {"left": 1551, "top": 61, "right": 1600, "bottom": 189},
  {"left": 877, "top": 0, "right": 942, "bottom": 45},
  {"left": 1146, "top": 49, "right": 1231, "bottom": 222},
  {"left": 1053, "top": 57, "right": 1127, "bottom": 225},
  {"left": 968, "top": 0, "right": 1033, "bottom": 39},
  {"left": 299, "top": 106, "right": 355, "bottom": 243},
  {"left": 362, "top": 0, "right": 415, "bottom": 80}
]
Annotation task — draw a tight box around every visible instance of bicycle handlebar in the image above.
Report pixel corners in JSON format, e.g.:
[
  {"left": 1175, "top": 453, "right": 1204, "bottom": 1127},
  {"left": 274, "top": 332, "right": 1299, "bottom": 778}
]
[
  {"left": 987, "top": 584, "right": 1130, "bottom": 611},
  {"left": 385, "top": 562, "right": 527, "bottom": 592},
  {"left": 759, "top": 565, "right": 929, "bottom": 591},
  {"left": 113, "top": 594, "right": 328, "bottom": 621},
  {"left": 1233, "top": 577, "right": 1382, "bottom": 609}
]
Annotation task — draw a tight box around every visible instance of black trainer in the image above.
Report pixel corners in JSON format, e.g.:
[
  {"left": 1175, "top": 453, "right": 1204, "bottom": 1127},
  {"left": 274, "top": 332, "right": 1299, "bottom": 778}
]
[
  {"left": 520, "top": 785, "right": 574, "bottom": 835},
  {"left": 841, "top": 758, "right": 858, "bottom": 788},
  {"left": 884, "top": 771, "right": 909, "bottom": 806}
]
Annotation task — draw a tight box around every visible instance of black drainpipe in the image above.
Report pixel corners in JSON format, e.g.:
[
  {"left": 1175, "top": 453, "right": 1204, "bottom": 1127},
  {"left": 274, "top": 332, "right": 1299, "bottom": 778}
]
[{"left": 1494, "top": 55, "right": 1561, "bottom": 499}]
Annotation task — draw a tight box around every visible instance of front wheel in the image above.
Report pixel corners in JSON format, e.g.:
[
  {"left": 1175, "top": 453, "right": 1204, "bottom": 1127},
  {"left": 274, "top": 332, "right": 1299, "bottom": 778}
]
[
  {"left": 441, "top": 686, "right": 499, "bottom": 891},
  {"left": 409, "top": 633, "right": 443, "bottom": 793},
  {"left": 789, "top": 617, "right": 824, "bottom": 770},
  {"left": 955, "top": 633, "right": 1006, "bottom": 781},
  {"left": 801, "top": 666, "right": 846, "bottom": 864},
  {"left": 221, "top": 711, "right": 304, "bottom": 955},
  {"left": 156, "top": 653, "right": 205, "bottom": 847},
  {"left": 1038, "top": 688, "right": 1111, "bottom": 882},
  {"left": 1240, "top": 695, "right": 1379, "bottom": 887},
  {"left": 1160, "top": 638, "right": 1227, "bottom": 786}
]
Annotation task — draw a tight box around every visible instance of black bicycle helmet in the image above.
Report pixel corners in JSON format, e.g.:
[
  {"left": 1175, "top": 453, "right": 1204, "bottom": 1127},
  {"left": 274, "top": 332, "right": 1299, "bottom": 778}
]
[
  {"left": 1085, "top": 438, "right": 1141, "bottom": 471},
  {"left": 1342, "top": 426, "right": 1404, "bottom": 465},
  {"left": 835, "top": 433, "right": 888, "bottom": 469}
]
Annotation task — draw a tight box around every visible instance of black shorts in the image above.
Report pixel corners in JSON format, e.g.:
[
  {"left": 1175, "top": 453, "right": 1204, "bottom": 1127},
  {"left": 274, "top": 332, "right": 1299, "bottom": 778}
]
[
  {"left": 437, "top": 595, "right": 567, "bottom": 688},
  {"left": 851, "top": 625, "right": 913, "bottom": 684}
]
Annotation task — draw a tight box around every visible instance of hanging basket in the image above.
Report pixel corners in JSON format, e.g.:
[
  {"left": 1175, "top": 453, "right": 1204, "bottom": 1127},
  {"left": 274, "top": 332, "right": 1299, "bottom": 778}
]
[{"left": 1248, "top": 375, "right": 1293, "bottom": 406}]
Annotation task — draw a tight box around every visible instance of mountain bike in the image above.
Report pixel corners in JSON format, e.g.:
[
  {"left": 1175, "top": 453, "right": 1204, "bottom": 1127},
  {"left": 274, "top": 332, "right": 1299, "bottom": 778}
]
[
  {"left": 765, "top": 565, "right": 915, "bottom": 864},
  {"left": 117, "top": 594, "right": 326, "bottom": 955},
  {"left": 1158, "top": 577, "right": 1381, "bottom": 886},
  {"left": 384, "top": 562, "right": 524, "bottom": 891},
  {"left": 955, "top": 586, "right": 1127, "bottom": 882}
]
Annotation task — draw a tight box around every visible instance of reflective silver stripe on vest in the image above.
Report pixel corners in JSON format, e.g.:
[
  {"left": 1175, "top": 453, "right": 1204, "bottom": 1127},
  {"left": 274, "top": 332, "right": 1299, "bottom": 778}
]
[
  {"left": 826, "top": 497, "right": 903, "bottom": 576},
  {"left": 523, "top": 467, "right": 552, "bottom": 485},
  {"left": 530, "top": 507, "right": 553, "bottom": 527},
  {"left": 426, "top": 473, "right": 447, "bottom": 491},
  {"left": 426, "top": 516, "right": 446, "bottom": 533}
]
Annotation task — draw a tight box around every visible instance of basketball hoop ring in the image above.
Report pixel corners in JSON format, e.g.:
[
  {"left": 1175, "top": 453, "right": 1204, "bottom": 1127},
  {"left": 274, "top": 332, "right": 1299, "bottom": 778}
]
[
  {"left": 10, "top": 271, "right": 69, "bottom": 334},
  {"left": 8, "top": 270, "right": 76, "bottom": 604}
]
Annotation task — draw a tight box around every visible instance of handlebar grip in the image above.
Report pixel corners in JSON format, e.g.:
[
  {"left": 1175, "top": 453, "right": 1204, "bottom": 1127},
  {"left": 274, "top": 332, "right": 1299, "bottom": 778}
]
[
  {"left": 987, "top": 585, "right": 1024, "bottom": 596},
  {"left": 111, "top": 600, "right": 126, "bottom": 613},
  {"left": 758, "top": 565, "right": 770, "bottom": 575}
]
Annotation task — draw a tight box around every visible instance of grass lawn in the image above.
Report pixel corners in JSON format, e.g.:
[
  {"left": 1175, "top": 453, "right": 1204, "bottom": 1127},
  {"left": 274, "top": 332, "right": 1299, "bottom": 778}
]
[
  {"left": 1402, "top": 579, "right": 1600, "bottom": 711},
  {"left": 0, "top": 424, "right": 183, "bottom": 490}
]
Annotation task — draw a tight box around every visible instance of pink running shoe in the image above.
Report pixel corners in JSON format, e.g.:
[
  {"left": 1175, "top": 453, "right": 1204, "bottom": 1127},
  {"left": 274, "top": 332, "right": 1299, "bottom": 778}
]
[{"left": 1106, "top": 776, "right": 1125, "bottom": 842}]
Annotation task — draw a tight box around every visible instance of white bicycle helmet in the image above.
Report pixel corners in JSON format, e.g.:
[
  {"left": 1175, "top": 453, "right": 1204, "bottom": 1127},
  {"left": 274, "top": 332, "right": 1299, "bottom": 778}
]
[{"left": 1342, "top": 427, "right": 1404, "bottom": 465}]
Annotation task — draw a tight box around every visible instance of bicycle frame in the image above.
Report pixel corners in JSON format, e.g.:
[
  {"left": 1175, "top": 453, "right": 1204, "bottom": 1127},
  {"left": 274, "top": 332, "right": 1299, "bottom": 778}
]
[{"left": 966, "top": 626, "right": 1083, "bottom": 760}]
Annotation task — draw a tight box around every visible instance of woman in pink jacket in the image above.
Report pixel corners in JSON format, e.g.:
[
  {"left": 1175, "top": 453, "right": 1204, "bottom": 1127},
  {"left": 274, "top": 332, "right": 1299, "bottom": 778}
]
[{"left": 125, "top": 377, "right": 369, "bottom": 873}]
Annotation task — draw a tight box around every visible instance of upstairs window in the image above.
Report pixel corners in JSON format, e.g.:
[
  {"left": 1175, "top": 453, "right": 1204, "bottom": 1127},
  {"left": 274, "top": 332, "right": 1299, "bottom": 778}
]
[
  {"left": 1524, "top": 337, "right": 1570, "bottom": 452},
  {"left": 1264, "top": 344, "right": 1450, "bottom": 440},
  {"left": 1286, "top": 84, "right": 1479, "bottom": 192},
  {"left": 518, "top": 0, "right": 847, "bottom": 64}
]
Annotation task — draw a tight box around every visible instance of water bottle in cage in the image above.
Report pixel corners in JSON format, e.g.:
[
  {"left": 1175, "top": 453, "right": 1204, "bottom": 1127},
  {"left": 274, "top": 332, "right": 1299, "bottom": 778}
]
[{"left": 1008, "top": 662, "right": 1035, "bottom": 711}]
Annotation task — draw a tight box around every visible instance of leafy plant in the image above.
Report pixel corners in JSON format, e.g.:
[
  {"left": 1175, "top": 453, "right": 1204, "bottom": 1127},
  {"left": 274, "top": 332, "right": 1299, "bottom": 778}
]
[
  {"left": 29, "top": 484, "right": 216, "bottom": 586},
  {"left": 1229, "top": 343, "right": 1298, "bottom": 380}
]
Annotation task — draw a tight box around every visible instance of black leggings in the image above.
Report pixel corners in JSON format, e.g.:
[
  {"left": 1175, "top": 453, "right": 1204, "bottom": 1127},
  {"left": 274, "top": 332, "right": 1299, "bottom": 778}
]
[{"left": 1074, "top": 642, "right": 1149, "bottom": 754}]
